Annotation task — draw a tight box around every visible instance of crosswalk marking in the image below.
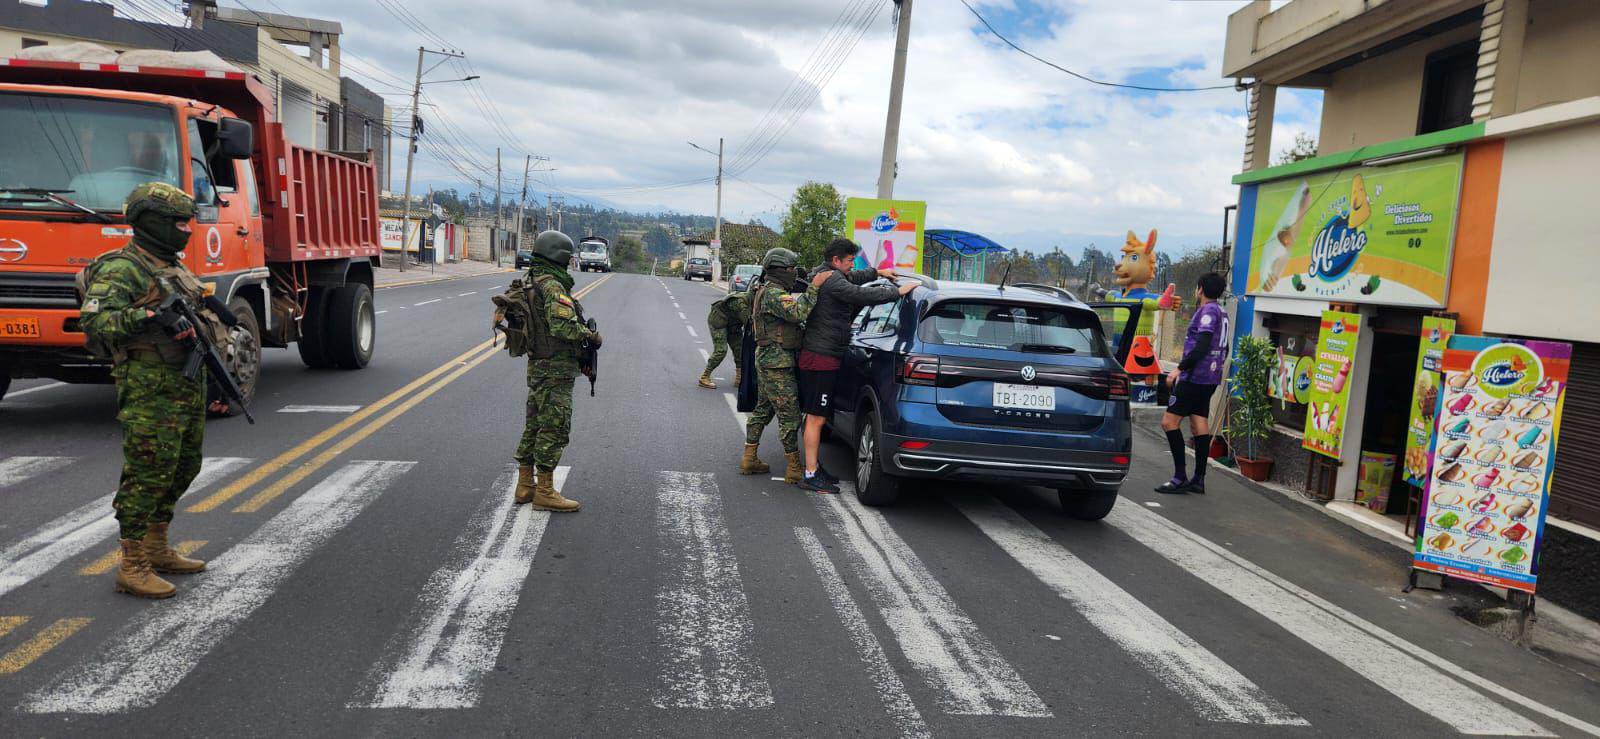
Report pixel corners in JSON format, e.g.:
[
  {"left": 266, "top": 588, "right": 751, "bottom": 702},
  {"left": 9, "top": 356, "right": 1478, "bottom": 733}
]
[
  {"left": 77, "top": 541, "right": 206, "bottom": 577},
  {"left": 0, "top": 618, "right": 91, "bottom": 675},
  {"left": 955, "top": 498, "right": 1304, "bottom": 725},
  {"left": 0, "top": 457, "right": 73, "bottom": 489},
  {"left": 21, "top": 460, "right": 414, "bottom": 714},
  {"left": 0, "top": 457, "right": 251, "bottom": 600},
  {"left": 817, "top": 488, "right": 1050, "bottom": 717},
  {"left": 1105, "top": 503, "right": 1557, "bottom": 736},
  {"left": 653, "top": 471, "right": 773, "bottom": 710},
  {"left": 795, "top": 527, "right": 930, "bottom": 738},
  {"left": 352, "top": 466, "right": 565, "bottom": 709}
]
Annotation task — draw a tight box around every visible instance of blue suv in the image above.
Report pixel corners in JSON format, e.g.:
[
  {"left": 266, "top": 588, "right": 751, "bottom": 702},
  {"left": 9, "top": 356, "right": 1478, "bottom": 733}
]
[{"left": 830, "top": 277, "right": 1140, "bottom": 520}]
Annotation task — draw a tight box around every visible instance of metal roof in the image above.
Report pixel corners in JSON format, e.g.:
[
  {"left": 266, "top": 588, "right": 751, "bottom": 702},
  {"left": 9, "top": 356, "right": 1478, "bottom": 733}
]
[{"left": 924, "top": 229, "right": 1010, "bottom": 256}]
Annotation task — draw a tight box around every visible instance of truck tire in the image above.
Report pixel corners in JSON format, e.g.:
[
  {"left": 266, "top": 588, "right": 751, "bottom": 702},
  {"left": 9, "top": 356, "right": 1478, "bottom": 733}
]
[
  {"left": 208, "top": 296, "right": 261, "bottom": 416},
  {"left": 297, "top": 287, "right": 333, "bottom": 369},
  {"left": 325, "top": 283, "right": 375, "bottom": 369},
  {"left": 0, "top": 371, "right": 11, "bottom": 403}
]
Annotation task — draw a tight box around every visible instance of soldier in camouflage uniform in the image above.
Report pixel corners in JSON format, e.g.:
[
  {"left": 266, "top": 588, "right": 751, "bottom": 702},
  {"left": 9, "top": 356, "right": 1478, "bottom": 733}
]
[
  {"left": 741, "top": 248, "right": 824, "bottom": 483},
  {"left": 698, "top": 290, "right": 749, "bottom": 389},
  {"left": 511, "top": 230, "right": 599, "bottom": 512},
  {"left": 79, "top": 182, "right": 229, "bottom": 599}
]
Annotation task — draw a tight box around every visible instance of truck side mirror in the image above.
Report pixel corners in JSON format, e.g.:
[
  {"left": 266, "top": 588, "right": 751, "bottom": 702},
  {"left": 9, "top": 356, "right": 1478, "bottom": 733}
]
[{"left": 218, "top": 117, "right": 253, "bottom": 159}]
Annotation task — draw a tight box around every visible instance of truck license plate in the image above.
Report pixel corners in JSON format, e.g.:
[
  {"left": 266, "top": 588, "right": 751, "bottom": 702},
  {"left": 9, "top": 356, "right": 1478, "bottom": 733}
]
[
  {"left": 993, "top": 383, "right": 1054, "bottom": 411},
  {"left": 0, "top": 317, "right": 41, "bottom": 339}
]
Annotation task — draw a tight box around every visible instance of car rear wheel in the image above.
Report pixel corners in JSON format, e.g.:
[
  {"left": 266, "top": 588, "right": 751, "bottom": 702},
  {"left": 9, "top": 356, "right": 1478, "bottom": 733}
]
[
  {"left": 1058, "top": 487, "right": 1118, "bottom": 521},
  {"left": 854, "top": 412, "right": 902, "bottom": 506}
]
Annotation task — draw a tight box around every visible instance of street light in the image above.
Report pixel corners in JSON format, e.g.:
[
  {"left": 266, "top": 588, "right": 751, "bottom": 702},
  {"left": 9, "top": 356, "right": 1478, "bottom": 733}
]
[{"left": 688, "top": 139, "right": 723, "bottom": 284}]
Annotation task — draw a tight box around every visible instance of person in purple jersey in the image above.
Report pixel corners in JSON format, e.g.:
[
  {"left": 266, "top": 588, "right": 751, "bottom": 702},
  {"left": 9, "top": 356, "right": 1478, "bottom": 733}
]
[{"left": 1157, "top": 272, "right": 1230, "bottom": 495}]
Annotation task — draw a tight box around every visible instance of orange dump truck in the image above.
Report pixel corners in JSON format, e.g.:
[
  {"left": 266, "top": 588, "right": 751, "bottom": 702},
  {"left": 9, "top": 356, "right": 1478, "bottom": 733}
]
[{"left": 0, "top": 57, "right": 380, "bottom": 408}]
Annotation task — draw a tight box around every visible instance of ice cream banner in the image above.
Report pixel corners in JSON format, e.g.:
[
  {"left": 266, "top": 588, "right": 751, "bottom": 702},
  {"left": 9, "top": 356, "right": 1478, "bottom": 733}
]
[
  {"left": 1403, "top": 316, "right": 1457, "bottom": 486},
  {"left": 1414, "top": 336, "right": 1571, "bottom": 593},
  {"left": 1247, "top": 153, "right": 1462, "bottom": 308},
  {"left": 845, "top": 198, "right": 926, "bottom": 274},
  {"left": 1269, "top": 350, "right": 1312, "bottom": 406},
  {"left": 1302, "top": 310, "right": 1361, "bottom": 458}
]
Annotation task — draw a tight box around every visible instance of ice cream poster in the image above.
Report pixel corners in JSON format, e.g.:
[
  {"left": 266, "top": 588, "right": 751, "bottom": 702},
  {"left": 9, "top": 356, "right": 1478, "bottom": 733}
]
[
  {"left": 1414, "top": 336, "right": 1570, "bottom": 593},
  {"left": 1247, "top": 153, "right": 1462, "bottom": 308},
  {"left": 1402, "top": 316, "right": 1456, "bottom": 486},
  {"left": 845, "top": 198, "right": 926, "bottom": 274},
  {"left": 1302, "top": 310, "right": 1361, "bottom": 458}
]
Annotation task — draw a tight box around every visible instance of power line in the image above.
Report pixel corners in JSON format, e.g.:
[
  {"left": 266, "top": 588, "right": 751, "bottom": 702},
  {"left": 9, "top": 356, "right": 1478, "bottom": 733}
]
[{"left": 956, "top": 0, "right": 1236, "bottom": 92}]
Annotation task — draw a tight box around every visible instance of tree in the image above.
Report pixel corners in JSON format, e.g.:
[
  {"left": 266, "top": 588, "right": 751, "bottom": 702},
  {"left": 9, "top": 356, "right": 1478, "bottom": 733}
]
[
  {"left": 697, "top": 221, "right": 780, "bottom": 275},
  {"left": 1275, "top": 132, "right": 1318, "bottom": 164},
  {"left": 610, "top": 235, "right": 649, "bottom": 273},
  {"left": 780, "top": 181, "right": 846, "bottom": 268},
  {"left": 643, "top": 225, "right": 675, "bottom": 258}
]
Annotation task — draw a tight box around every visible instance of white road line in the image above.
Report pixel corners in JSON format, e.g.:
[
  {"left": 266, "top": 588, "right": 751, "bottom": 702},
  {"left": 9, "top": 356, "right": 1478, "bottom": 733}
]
[
  {"left": 353, "top": 466, "right": 564, "bottom": 708},
  {"left": 673, "top": 302, "right": 681, "bottom": 309},
  {"left": 22, "top": 460, "right": 415, "bottom": 714},
  {"left": 2, "top": 381, "right": 67, "bottom": 399},
  {"left": 414, "top": 299, "right": 442, "bottom": 307},
  {"left": 796, "top": 527, "right": 930, "bottom": 738},
  {"left": 458, "top": 291, "right": 477, "bottom": 297},
  {"left": 376, "top": 310, "right": 389, "bottom": 315},
  {"left": 0, "top": 456, "right": 74, "bottom": 488},
  {"left": 817, "top": 488, "right": 1050, "bottom": 717},
  {"left": 653, "top": 471, "right": 773, "bottom": 710},
  {"left": 955, "top": 498, "right": 1303, "bottom": 726},
  {"left": 1106, "top": 503, "right": 1561, "bottom": 736},
  {"left": 698, "top": 348, "right": 710, "bottom": 361},
  {"left": 685, "top": 325, "right": 698, "bottom": 338},
  {"left": 722, "top": 392, "right": 748, "bottom": 432},
  {"left": 677, "top": 311, "right": 686, "bottom": 320},
  {"left": 276, "top": 405, "right": 361, "bottom": 414},
  {"left": 0, "top": 457, "right": 251, "bottom": 600}
]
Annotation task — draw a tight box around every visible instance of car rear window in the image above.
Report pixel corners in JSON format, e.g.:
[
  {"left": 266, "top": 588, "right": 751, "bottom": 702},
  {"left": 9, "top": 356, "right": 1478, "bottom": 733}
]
[
  {"left": 918, "top": 301, "right": 1107, "bottom": 356},
  {"left": 689, "top": 258, "right": 709, "bottom": 265}
]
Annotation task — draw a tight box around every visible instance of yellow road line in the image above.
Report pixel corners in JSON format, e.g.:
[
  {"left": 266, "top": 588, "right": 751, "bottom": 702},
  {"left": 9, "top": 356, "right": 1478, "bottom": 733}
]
[
  {"left": 78, "top": 541, "right": 207, "bottom": 576},
  {"left": 0, "top": 617, "right": 90, "bottom": 675},
  {"left": 0, "top": 616, "right": 28, "bottom": 640},
  {"left": 233, "top": 347, "right": 500, "bottom": 513}
]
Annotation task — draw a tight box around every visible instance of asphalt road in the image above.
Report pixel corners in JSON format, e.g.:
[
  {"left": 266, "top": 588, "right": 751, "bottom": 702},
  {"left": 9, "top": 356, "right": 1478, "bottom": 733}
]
[{"left": 1, "top": 270, "right": 1598, "bottom": 737}]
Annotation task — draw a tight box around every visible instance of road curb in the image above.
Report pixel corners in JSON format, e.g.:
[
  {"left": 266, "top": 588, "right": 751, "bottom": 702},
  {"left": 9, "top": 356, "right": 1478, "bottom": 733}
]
[{"left": 376, "top": 267, "right": 515, "bottom": 290}]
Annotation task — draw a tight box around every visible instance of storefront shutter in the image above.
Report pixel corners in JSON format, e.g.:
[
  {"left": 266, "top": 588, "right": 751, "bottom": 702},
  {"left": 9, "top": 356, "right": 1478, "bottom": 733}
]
[{"left": 1550, "top": 341, "right": 1600, "bottom": 528}]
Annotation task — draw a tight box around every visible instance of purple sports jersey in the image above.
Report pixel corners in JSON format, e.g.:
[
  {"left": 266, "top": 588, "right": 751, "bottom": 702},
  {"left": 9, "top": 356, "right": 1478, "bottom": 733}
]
[{"left": 1180, "top": 302, "right": 1229, "bottom": 385}]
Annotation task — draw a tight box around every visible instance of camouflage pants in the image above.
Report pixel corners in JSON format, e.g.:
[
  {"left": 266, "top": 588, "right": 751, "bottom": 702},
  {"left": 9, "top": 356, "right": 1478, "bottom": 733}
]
[
  {"left": 702, "top": 327, "right": 743, "bottom": 376},
  {"left": 517, "top": 373, "right": 575, "bottom": 470},
  {"left": 745, "top": 364, "right": 800, "bottom": 454},
  {"left": 113, "top": 361, "right": 205, "bottom": 540}
]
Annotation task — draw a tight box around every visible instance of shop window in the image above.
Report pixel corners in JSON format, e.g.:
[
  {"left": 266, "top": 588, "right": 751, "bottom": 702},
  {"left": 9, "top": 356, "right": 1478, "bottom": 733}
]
[
  {"left": 1418, "top": 41, "right": 1477, "bottom": 134},
  {"left": 1267, "top": 329, "right": 1314, "bottom": 431}
]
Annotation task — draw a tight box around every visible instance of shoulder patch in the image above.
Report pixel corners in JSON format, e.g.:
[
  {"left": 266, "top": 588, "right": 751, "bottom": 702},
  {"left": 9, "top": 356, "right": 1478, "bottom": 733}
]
[
  {"left": 779, "top": 294, "right": 798, "bottom": 304},
  {"left": 555, "top": 294, "right": 574, "bottom": 306},
  {"left": 82, "top": 297, "right": 101, "bottom": 313}
]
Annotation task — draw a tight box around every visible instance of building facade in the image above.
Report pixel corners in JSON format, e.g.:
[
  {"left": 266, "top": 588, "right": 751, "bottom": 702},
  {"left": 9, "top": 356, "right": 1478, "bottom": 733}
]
[{"left": 1222, "top": 0, "right": 1600, "bottom": 540}]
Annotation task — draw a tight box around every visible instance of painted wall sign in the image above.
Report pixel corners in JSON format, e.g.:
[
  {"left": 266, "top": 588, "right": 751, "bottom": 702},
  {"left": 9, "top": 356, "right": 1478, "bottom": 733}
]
[
  {"left": 1403, "top": 316, "right": 1457, "bottom": 486},
  {"left": 1302, "top": 310, "right": 1361, "bottom": 458},
  {"left": 845, "top": 198, "right": 926, "bottom": 273},
  {"left": 1247, "top": 153, "right": 1462, "bottom": 308}
]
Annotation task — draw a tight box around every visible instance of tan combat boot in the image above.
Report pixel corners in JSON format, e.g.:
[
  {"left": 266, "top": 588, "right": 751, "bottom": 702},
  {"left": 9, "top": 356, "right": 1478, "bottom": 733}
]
[
  {"left": 115, "top": 538, "right": 176, "bottom": 599},
  {"left": 698, "top": 371, "right": 717, "bottom": 389},
  {"left": 784, "top": 452, "right": 805, "bottom": 484},
  {"left": 739, "top": 443, "right": 770, "bottom": 475},
  {"left": 144, "top": 522, "right": 204, "bottom": 574},
  {"left": 514, "top": 464, "right": 538, "bottom": 505},
  {"left": 532, "top": 468, "right": 580, "bottom": 512}
]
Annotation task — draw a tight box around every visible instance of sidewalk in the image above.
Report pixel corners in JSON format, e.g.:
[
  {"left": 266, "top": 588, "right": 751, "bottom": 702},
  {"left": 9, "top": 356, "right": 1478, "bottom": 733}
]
[{"left": 374, "top": 259, "right": 514, "bottom": 289}]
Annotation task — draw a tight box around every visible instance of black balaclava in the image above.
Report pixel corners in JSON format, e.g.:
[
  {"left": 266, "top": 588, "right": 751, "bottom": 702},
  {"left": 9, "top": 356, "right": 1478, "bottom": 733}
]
[{"left": 130, "top": 210, "right": 190, "bottom": 263}]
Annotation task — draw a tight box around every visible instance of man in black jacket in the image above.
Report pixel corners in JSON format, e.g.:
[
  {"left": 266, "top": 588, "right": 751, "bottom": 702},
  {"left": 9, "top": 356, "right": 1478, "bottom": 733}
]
[{"left": 797, "top": 238, "right": 915, "bottom": 493}]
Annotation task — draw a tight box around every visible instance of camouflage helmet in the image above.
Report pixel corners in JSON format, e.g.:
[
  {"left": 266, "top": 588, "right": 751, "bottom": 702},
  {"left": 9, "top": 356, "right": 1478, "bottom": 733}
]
[
  {"left": 760, "top": 247, "right": 798, "bottom": 270},
  {"left": 532, "top": 230, "right": 575, "bottom": 264},
  {"left": 123, "top": 182, "right": 196, "bottom": 222}
]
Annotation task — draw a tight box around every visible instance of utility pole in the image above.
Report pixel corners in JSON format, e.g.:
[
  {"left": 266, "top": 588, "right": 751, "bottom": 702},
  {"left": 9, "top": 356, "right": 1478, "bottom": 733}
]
[
  {"left": 494, "top": 146, "right": 502, "bottom": 265},
  {"left": 516, "top": 154, "right": 531, "bottom": 252},
  {"left": 398, "top": 45, "right": 469, "bottom": 272},
  {"left": 714, "top": 137, "right": 723, "bottom": 283},
  {"left": 876, "top": 0, "right": 913, "bottom": 199}
]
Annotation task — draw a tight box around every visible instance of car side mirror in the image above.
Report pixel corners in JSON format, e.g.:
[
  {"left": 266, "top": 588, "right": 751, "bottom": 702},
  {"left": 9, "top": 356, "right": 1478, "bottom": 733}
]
[{"left": 217, "top": 117, "right": 253, "bottom": 159}]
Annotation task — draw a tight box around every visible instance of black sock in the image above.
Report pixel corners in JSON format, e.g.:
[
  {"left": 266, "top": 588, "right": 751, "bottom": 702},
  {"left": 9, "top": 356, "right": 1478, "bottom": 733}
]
[
  {"left": 1166, "top": 429, "right": 1187, "bottom": 480},
  {"left": 1192, "top": 435, "right": 1211, "bottom": 479}
]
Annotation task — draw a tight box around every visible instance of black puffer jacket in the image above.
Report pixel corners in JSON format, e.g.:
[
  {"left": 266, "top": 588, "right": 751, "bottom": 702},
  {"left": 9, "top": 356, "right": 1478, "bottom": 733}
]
[{"left": 800, "top": 267, "right": 901, "bottom": 359}]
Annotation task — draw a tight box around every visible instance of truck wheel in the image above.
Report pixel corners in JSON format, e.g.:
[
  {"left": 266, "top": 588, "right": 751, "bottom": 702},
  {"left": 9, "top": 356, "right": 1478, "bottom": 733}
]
[
  {"left": 209, "top": 297, "right": 261, "bottom": 416},
  {"left": 0, "top": 371, "right": 11, "bottom": 403},
  {"left": 297, "top": 287, "right": 334, "bottom": 369},
  {"left": 325, "top": 283, "right": 375, "bottom": 369}
]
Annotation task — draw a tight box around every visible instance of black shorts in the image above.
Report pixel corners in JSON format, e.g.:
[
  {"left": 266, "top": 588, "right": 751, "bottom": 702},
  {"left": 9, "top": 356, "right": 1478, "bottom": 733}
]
[
  {"left": 798, "top": 369, "right": 838, "bottom": 416},
  {"left": 1167, "top": 380, "right": 1218, "bottom": 418}
]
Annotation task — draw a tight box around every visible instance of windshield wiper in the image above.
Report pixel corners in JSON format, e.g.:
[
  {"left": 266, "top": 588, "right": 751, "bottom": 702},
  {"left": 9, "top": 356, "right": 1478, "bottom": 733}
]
[
  {"left": 0, "top": 188, "right": 114, "bottom": 223},
  {"left": 1018, "top": 343, "right": 1077, "bottom": 354}
]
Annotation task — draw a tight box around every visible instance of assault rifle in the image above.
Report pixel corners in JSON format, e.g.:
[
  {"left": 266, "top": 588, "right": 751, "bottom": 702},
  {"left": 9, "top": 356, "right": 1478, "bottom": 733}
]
[
  {"left": 155, "top": 293, "right": 256, "bottom": 424},
  {"left": 580, "top": 317, "right": 600, "bottom": 396}
]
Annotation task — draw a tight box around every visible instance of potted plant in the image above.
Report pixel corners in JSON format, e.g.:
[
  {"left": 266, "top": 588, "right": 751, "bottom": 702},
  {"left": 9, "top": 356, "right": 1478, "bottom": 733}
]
[{"left": 1229, "top": 335, "right": 1277, "bottom": 481}]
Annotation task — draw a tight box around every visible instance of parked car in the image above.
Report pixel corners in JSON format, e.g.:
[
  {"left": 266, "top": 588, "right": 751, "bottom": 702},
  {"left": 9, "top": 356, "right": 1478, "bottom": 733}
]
[
  {"left": 729, "top": 264, "right": 761, "bottom": 292},
  {"left": 684, "top": 257, "right": 713, "bottom": 281},
  {"left": 514, "top": 249, "right": 535, "bottom": 270},
  {"left": 828, "top": 277, "right": 1141, "bottom": 520},
  {"left": 577, "top": 237, "right": 611, "bottom": 272}
]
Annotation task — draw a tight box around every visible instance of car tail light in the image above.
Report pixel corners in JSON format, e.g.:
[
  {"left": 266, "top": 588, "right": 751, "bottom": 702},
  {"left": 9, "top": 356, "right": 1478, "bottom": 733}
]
[
  {"left": 898, "top": 355, "right": 940, "bottom": 386},
  {"left": 1092, "top": 371, "right": 1130, "bottom": 400},
  {"left": 900, "top": 440, "right": 930, "bottom": 450},
  {"left": 1111, "top": 455, "right": 1130, "bottom": 465}
]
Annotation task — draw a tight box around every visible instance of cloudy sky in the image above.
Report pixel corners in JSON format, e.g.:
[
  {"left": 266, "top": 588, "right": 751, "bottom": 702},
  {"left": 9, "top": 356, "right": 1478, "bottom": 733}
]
[{"left": 219, "top": 0, "right": 1323, "bottom": 255}]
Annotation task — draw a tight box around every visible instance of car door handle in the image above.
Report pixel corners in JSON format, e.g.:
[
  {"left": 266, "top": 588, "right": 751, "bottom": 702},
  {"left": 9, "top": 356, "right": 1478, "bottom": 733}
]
[{"left": 236, "top": 226, "right": 250, "bottom": 236}]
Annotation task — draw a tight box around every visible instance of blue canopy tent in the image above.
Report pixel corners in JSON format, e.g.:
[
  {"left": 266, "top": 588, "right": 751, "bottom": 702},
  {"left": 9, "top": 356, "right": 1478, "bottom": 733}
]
[{"left": 923, "top": 229, "right": 1011, "bottom": 283}]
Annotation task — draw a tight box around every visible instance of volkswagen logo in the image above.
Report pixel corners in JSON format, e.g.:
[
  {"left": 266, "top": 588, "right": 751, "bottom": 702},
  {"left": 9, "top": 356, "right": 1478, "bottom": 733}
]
[
  {"left": 1020, "top": 365, "right": 1036, "bottom": 382},
  {"left": 0, "top": 238, "right": 26, "bottom": 263}
]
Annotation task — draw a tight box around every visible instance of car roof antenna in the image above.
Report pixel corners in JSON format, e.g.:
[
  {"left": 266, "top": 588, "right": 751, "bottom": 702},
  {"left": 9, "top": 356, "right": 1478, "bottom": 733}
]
[{"left": 997, "top": 262, "right": 1011, "bottom": 291}]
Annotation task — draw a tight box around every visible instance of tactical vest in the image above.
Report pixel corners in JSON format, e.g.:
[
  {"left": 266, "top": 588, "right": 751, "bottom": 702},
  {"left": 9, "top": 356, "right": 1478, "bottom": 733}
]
[
  {"left": 752, "top": 282, "right": 801, "bottom": 350},
  {"left": 526, "top": 273, "right": 582, "bottom": 360},
  {"left": 77, "top": 245, "right": 223, "bottom": 365},
  {"left": 707, "top": 292, "right": 745, "bottom": 330}
]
